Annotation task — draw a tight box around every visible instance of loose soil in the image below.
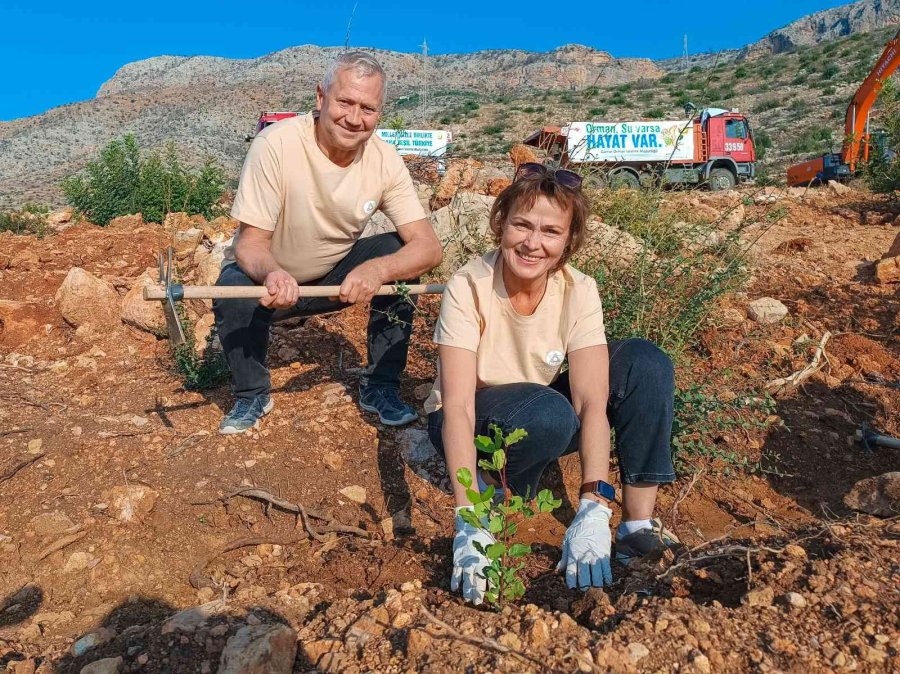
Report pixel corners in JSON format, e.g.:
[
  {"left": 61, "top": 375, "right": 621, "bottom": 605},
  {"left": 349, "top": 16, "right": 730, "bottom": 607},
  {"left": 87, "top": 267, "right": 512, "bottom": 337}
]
[{"left": 0, "top": 184, "right": 898, "bottom": 673}]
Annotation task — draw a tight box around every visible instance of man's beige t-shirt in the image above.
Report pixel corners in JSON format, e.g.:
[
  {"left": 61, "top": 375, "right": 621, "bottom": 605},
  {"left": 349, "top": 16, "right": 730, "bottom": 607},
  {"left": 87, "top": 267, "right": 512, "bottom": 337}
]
[
  {"left": 424, "top": 249, "right": 607, "bottom": 414},
  {"left": 227, "top": 113, "right": 427, "bottom": 282}
]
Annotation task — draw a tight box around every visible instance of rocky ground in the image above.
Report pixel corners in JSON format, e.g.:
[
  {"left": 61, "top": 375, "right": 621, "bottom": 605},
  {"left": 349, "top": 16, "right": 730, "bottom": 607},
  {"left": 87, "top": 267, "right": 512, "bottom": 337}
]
[{"left": 0, "top": 170, "right": 898, "bottom": 673}]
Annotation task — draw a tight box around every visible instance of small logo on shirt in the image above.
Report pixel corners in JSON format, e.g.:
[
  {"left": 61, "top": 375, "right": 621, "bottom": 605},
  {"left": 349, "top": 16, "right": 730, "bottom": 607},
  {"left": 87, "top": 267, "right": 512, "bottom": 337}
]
[
  {"left": 363, "top": 200, "right": 377, "bottom": 215},
  {"left": 545, "top": 350, "right": 564, "bottom": 367}
]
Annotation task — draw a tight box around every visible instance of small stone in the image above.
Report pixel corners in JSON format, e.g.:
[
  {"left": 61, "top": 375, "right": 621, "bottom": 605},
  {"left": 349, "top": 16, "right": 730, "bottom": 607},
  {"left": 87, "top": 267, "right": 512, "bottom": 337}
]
[
  {"left": 497, "top": 632, "right": 522, "bottom": 650},
  {"left": 71, "top": 627, "right": 116, "bottom": 656},
  {"left": 832, "top": 652, "right": 847, "bottom": 666},
  {"left": 240, "top": 554, "right": 263, "bottom": 568},
  {"left": 628, "top": 642, "right": 650, "bottom": 663},
  {"left": 558, "top": 613, "right": 578, "bottom": 632},
  {"left": 745, "top": 586, "right": 775, "bottom": 607},
  {"left": 217, "top": 623, "right": 298, "bottom": 673},
  {"left": 844, "top": 472, "right": 900, "bottom": 517},
  {"left": 161, "top": 600, "right": 226, "bottom": 634},
  {"left": 78, "top": 656, "right": 123, "bottom": 674},
  {"left": 323, "top": 452, "right": 343, "bottom": 471},
  {"left": 785, "top": 592, "right": 807, "bottom": 609},
  {"left": 400, "top": 581, "right": 416, "bottom": 593},
  {"left": 302, "top": 639, "right": 342, "bottom": 666},
  {"left": 29, "top": 511, "right": 76, "bottom": 536},
  {"left": 392, "top": 612, "right": 412, "bottom": 629},
  {"left": 130, "top": 415, "right": 149, "bottom": 427},
  {"left": 63, "top": 552, "right": 99, "bottom": 573},
  {"left": 692, "top": 653, "right": 711, "bottom": 674},
  {"left": 747, "top": 297, "right": 789, "bottom": 324},
  {"left": 28, "top": 438, "right": 43, "bottom": 454},
  {"left": 406, "top": 628, "right": 432, "bottom": 657},
  {"left": 413, "top": 383, "right": 431, "bottom": 401},
  {"left": 104, "top": 484, "right": 160, "bottom": 523},
  {"left": 783, "top": 544, "right": 807, "bottom": 559},
  {"left": 525, "top": 618, "right": 550, "bottom": 648},
  {"left": 863, "top": 646, "right": 887, "bottom": 664},
  {"left": 339, "top": 485, "right": 366, "bottom": 504},
  {"left": 690, "top": 619, "right": 711, "bottom": 635},
  {"left": 243, "top": 459, "right": 257, "bottom": 468}
]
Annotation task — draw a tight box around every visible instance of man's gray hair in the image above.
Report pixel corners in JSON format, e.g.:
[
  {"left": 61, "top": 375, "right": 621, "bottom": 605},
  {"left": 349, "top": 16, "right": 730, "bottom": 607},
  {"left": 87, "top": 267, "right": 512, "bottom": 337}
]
[{"left": 322, "top": 51, "right": 386, "bottom": 95}]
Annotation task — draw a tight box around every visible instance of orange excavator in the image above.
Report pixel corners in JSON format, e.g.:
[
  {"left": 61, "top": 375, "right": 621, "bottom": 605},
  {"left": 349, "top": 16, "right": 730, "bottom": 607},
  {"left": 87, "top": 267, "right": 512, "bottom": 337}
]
[{"left": 787, "top": 28, "right": 900, "bottom": 187}]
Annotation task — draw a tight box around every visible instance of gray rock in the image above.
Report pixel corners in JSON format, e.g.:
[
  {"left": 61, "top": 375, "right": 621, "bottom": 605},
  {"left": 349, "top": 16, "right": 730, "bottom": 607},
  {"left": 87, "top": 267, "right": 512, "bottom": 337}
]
[
  {"left": 431, "top": 192, "right": 495, "bottom": 244},
  {"left": 217, "top": 623, "right": 297, "bottom": 674},
  {"left": 79, "top": 657, "right": 122, "bottom": 674},
  {"left": 747, "top": 297, "right": 788, "bottom": 324},
  {"left": 161, "top": 600, "right": 227, "bottom": 634},
  {"left": 71, "top": 627, "right": 116, "bottom": 656},
  {"left": 844, "top": 472, "right": 900, "bottom": 517}
]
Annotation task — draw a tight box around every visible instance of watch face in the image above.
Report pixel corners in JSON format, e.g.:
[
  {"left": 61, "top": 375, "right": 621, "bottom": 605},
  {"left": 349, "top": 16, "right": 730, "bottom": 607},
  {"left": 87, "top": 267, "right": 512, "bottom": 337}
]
[{"left": 596, "top": 481, "right": 615, "bottom": 500}]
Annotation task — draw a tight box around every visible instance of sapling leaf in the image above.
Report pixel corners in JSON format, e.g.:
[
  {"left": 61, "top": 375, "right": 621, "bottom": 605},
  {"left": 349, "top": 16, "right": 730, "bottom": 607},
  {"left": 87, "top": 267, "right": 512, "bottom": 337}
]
[
  {"left": 485, "top": 542, "right": 506, "bottom": 560},
  {"left": 508, "top": 543, "right": 531, "bottom": 558},
  {"left": 483, "top": 484, "right": 496, "bottom": 503},
  {"left": 456, "top": 467, "right": 473, "bottom": 489},
  {"left": 473, "top": 501, "right": 490, "bottom": 519},
  {"left": 472, "top": 540, "right": 486, "bottom": 555},
  {"left": 504, "top": 428, "right": 528, "bottom": 446},
  {"left": 494, "top": 448, "right": 506, "bottom": 470},
  {"left": 458, "top": 509, "right": 482, "bottom": 530},
  {"left": 491, "top": 424, "right": 503, "bottom": 448},
  {"left": 488, "top": 516, "right": 503, "bottom": 534},
  {"left": 505, "top": 521, "right": 518, "bottom": 537},
  {"left": 474, "top": 436, "right": 494, "bottom": 453},
  {"left": 486, "top": 590, "right": 498, "bottom": 604},
  {"left": 478, "top": 459, "right": 495, "bottom": 472},
  {"left": 465, "top": 488, "right": 483, "bottom": 505}
]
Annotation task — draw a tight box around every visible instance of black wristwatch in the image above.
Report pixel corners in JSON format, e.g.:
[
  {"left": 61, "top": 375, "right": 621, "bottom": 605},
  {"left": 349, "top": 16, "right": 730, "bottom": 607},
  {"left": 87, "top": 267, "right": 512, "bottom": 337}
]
[{"left": 579, "top": 479, "right": 616, "bottom": 502}]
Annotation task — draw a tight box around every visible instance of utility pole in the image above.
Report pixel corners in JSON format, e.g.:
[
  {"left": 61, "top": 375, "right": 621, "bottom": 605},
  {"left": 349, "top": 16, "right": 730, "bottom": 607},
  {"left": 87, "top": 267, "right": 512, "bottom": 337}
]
[{"left": 421, "top": 38, "right": 429, "bottom": 125}]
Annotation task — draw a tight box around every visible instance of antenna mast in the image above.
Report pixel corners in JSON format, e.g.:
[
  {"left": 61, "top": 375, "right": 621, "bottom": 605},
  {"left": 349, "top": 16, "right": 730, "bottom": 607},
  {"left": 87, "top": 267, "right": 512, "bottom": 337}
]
[
  {"left": 345, "top": 2, "right": 358, "bottom": 50},
  {"left": 421, "top": 38, "right": 429, "bottom": 125},
  {"left": 682, "top": 34, "right": 689, "bottom": 74}
]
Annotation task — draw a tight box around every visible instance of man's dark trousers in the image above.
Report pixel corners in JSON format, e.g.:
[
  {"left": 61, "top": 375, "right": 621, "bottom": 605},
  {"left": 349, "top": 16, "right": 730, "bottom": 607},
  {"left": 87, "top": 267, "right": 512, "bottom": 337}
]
[{"left": 213, "top": 233, "right": 417, "bottom": 400}]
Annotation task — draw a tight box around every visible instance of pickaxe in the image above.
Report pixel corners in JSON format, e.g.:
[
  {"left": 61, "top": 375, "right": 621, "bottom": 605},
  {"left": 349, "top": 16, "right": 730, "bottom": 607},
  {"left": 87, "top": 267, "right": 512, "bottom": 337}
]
[{"left": 143, "top": 247, "right": 445, "bottom": 346}]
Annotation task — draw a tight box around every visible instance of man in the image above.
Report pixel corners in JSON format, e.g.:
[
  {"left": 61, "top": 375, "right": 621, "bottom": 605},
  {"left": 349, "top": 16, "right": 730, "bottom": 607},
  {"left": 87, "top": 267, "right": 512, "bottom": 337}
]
[{"left": 213, "top": 51, "right": 443, "bottom": 434}]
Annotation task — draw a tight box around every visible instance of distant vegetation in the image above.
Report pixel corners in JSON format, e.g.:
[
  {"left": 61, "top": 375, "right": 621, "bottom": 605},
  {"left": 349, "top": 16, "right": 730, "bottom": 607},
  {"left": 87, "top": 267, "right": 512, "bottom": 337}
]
[
  {"left": 0, "top": 202, "right": 50, "bottom": 236},
  {"left": 62, "top": 135, "right": 226, "bottom": 226}
]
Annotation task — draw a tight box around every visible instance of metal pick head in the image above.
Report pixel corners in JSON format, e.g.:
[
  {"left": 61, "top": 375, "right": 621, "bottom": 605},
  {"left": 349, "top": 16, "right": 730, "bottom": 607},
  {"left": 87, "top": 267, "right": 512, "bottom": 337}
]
[{"left": 158, "top": 246, "right": 186, "bottom": 346}]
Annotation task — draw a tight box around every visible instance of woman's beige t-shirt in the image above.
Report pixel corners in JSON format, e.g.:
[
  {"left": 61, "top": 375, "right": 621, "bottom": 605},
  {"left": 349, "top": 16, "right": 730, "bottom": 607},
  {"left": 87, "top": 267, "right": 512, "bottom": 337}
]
[
  {"left": 424, "top": 249, "right": 607, "bottom": 414},
  {"left": 226, "top": 113, "right": 427, "bottom": 283}
]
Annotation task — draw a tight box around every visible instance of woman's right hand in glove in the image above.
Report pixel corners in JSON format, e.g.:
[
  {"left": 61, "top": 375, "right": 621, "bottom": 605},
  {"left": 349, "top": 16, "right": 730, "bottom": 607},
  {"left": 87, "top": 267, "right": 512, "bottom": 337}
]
[{"left": 451, "top": 506, "right": 495, "bottom": 605}]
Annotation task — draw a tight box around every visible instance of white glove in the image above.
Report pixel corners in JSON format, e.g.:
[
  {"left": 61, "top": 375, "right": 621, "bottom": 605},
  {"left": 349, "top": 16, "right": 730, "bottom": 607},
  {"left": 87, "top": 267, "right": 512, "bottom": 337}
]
[
  {"left": 451, "top": 506, "right": 496, "bottom": 605},
  {"left": 556, "top": 498, "right": 613, "bottom": 589}
]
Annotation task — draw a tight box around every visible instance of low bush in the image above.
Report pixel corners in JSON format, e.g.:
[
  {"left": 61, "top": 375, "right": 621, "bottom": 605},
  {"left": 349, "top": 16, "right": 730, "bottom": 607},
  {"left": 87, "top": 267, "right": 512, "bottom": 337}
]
[
  {"left": 0, "top": 203, "right": 50, "bottom": 236},
  {"left": 62, "top": 135, "right": 226, "bottom": 226}
]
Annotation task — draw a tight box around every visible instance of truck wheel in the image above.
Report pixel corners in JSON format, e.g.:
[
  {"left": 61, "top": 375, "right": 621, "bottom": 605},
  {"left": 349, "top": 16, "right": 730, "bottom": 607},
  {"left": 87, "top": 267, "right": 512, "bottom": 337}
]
[
  {"left": 609, "top": 171, "right": 640, "bottom": 190},
  {"left": 708, "top": 168, "right": 736, "bottom": 191}
]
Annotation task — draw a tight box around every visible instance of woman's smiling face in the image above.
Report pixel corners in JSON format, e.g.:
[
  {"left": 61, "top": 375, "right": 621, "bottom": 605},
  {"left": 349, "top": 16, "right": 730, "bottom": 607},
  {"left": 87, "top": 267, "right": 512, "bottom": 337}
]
[{"left": 499, "top": 195, "right": 572, "bottom": 284}]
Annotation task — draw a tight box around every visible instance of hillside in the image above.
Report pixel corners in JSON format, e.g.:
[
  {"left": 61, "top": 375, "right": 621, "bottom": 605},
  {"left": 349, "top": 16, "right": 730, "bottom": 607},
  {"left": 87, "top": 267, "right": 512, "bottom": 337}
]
[{"left": 2, "top": 0, "right": 900, "bottom": 209}]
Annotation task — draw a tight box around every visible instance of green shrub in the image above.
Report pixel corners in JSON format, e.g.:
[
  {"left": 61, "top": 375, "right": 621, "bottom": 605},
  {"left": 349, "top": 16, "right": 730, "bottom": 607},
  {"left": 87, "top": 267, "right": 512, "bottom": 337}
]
[
  {"left": 0, "top": 203, "right": 50, "bottom": 236},
  {"left": 863, "top": 79, "right": 900, "bottom": 194},
  {"left": 172, "top": 310, "right": 229, "bottom": 391},
  {"left": 753, "top": 128, "right": 773, "bottom": 159},
  {"left": 643, "top": 107, "right": 665, "bottom": 118},
  {"left": 754, "top": 98, "right": 781, "bottom": 113},
  {"left": 788, "top": 126, "right": 835, "bottom": 154},
  {"left": 62, "top": 135, "right": 225, "bottom": 226},
  {"left": 482, "top": 124, "right": 506, "bottom": 136},
  {"left": 820, "top": 63, "right": 840, "bottom": 80},
  {"left": 588, "top": 107, "right": 608, "bottom": 117}
]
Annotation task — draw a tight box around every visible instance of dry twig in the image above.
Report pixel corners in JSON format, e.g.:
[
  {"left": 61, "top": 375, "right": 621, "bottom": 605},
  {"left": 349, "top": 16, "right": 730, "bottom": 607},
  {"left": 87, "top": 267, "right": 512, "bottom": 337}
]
[
  {"left": 766, "top": 331, "right": 832, "bottom": 394},
  {"left": 35, "top": 528, "right": 86, "bottom": 561},
  {"left": 419, "top": 605, "right": 551, "bottom": 670},
  {"left": 0, "top": 452, "right": 45, "bottom": 484}
]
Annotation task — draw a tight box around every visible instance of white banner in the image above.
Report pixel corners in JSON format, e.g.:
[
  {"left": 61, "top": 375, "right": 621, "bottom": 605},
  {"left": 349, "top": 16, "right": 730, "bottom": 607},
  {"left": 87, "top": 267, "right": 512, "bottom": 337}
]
[
  {"left": 566, "top": 121, "right": 694, "bottom": 163},
  {"left": 375, "top": 129, "right": 451, "bottom": 157}
]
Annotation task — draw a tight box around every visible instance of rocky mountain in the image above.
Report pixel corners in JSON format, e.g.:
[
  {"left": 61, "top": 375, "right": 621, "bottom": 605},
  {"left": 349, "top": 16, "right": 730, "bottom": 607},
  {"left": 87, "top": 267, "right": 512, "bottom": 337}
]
[
  {"left": 2, "top": 0, "right": 900, "bottom": 209},
  {"left": 658, "top": 0, "right": 900, "bottom": 70},
  {"left": 0, "top": 45, "right": 658, "bottom": 209}
]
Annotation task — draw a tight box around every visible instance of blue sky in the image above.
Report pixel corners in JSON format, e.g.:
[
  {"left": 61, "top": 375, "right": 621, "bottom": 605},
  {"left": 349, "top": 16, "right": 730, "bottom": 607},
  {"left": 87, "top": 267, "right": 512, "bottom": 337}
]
[{"left": 1, "top": 0, "right": 857, "bottom": 121}]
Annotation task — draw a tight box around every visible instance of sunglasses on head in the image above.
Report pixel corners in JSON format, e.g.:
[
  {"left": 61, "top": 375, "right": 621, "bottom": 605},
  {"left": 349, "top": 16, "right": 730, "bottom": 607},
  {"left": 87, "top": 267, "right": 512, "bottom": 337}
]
[{"left": 514, "top": 162, "right": 583, "bottom": 190}]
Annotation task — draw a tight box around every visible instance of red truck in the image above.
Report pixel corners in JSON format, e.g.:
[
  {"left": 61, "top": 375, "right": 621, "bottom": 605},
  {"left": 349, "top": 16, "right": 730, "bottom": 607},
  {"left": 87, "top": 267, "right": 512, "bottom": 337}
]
[{"left": 524, "top": 108, "right": 757, "bottom": 190}]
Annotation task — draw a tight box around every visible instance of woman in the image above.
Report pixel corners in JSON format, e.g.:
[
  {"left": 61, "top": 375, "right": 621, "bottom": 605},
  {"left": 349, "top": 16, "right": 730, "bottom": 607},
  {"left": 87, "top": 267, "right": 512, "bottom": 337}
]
[{"left": 424, "top": 164, "right": 678, "bottom": 604}]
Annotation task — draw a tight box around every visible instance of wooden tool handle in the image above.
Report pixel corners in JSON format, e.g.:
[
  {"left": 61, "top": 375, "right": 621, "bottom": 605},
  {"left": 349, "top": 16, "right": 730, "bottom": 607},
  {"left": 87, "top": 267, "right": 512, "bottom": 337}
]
[{"left": 143, "top": 283, "right": 445, "bottom": 301}]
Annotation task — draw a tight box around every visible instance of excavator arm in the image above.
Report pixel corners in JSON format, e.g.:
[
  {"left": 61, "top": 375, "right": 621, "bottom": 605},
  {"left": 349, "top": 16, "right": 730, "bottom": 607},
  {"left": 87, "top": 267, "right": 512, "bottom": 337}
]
[{"left": 844, "top": 28, "right": 900, "bottom": 171}]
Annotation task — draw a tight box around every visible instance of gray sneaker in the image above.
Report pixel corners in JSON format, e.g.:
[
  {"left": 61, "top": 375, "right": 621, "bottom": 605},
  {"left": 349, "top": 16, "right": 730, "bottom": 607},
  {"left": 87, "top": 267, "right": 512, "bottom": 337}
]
[
  {"left": 615, "top": 519, "right": 681, "bottom": 565},
  {"left": 219, "top": 395, "right": 274, "bottom": 435}
]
